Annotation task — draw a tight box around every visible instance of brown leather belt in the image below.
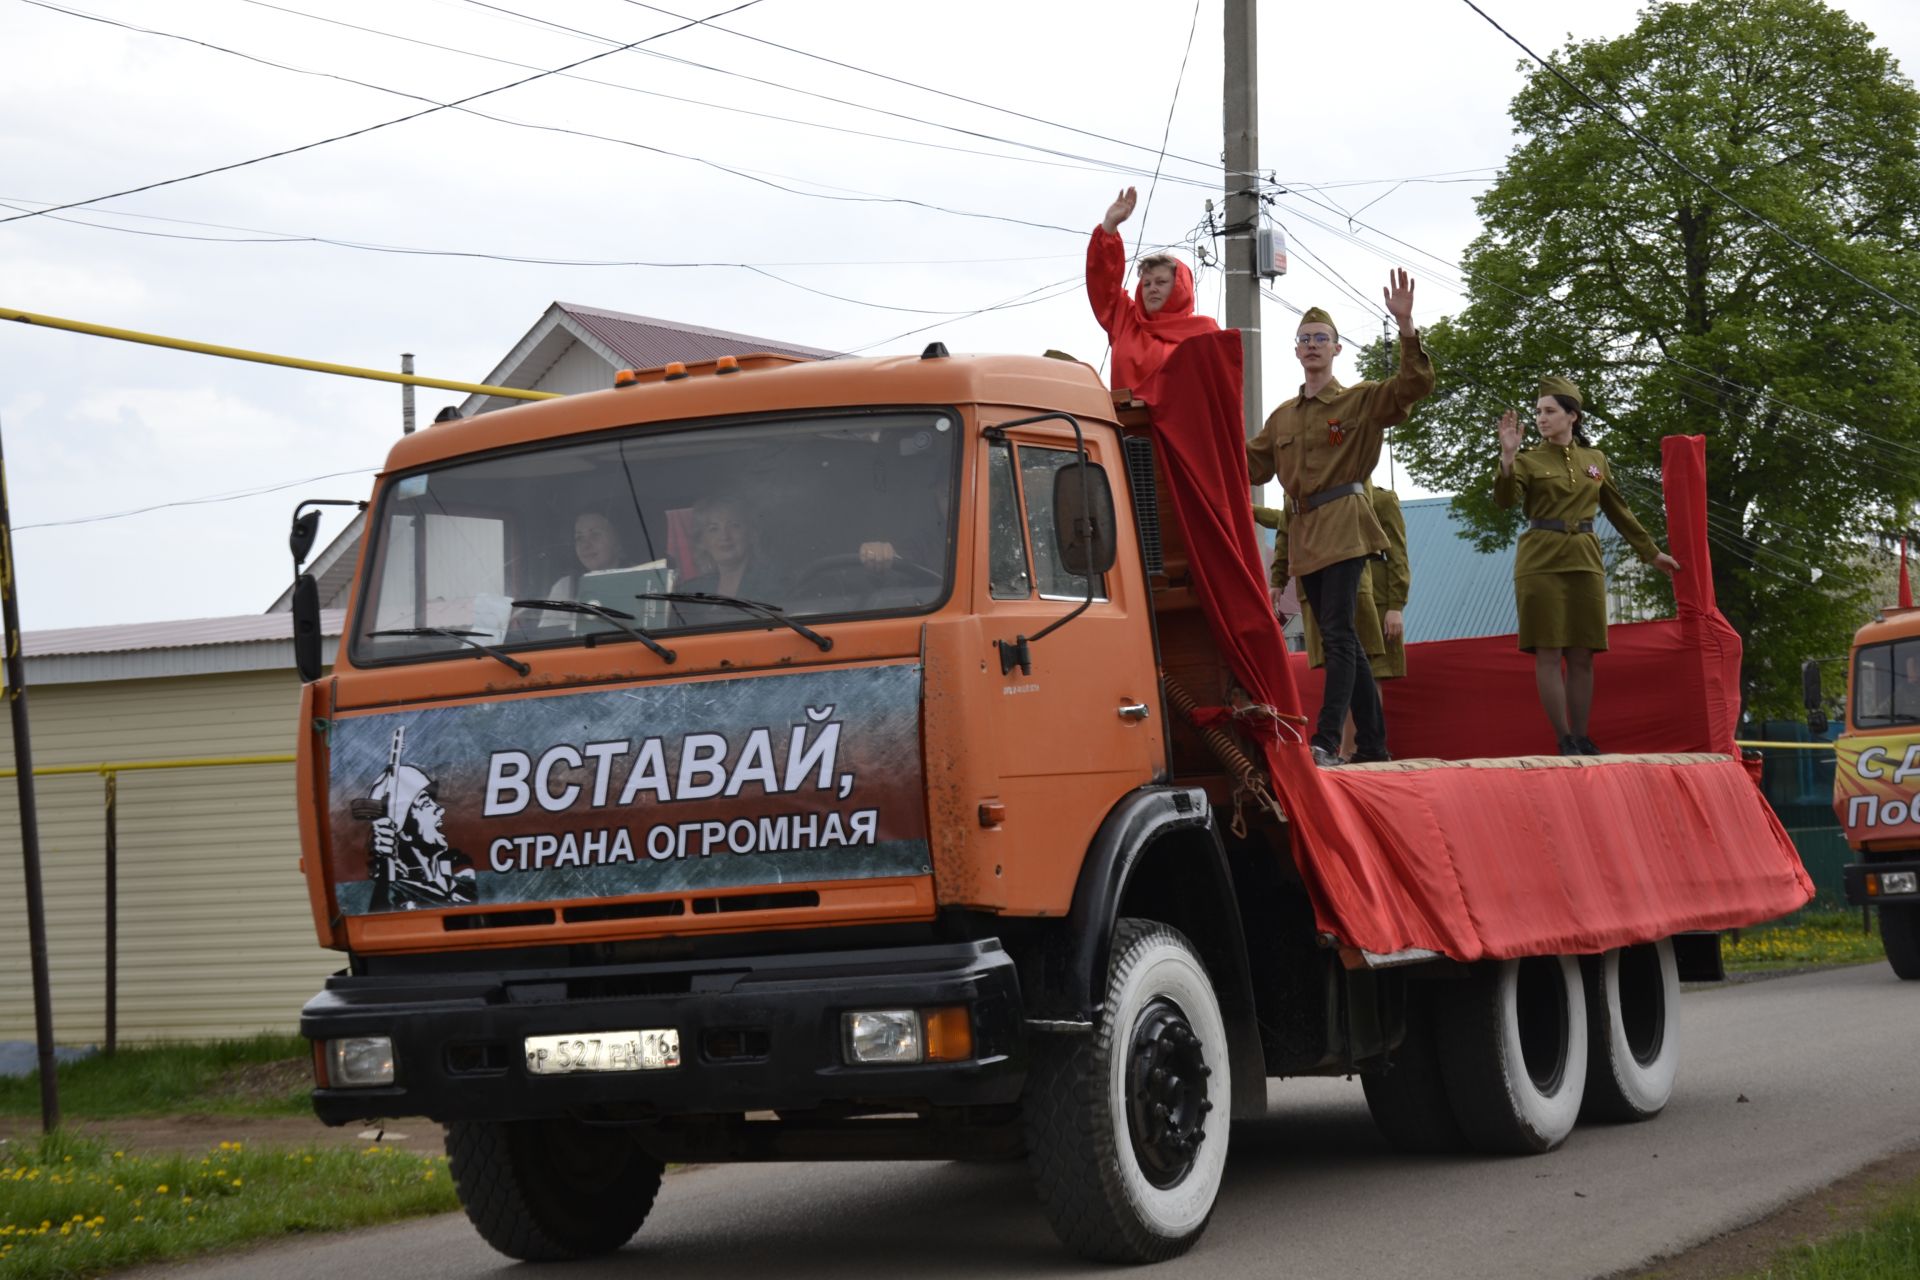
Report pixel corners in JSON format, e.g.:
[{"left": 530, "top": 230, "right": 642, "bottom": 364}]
[
  {"left": 1304, "top": 482, "right": 1365, "bottom": 512},
  {"left": 1530, "top": 518, "right": 1595, "bottom": 533}
]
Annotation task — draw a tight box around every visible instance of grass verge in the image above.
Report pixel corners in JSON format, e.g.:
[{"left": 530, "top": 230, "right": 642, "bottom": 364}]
[
  {"left": 0, "top": 1129, "right": 457, "bottom": 1279},
  {"left": 1737, "top": 1172, "right": 1920, "bottom": 1278},
  {"left": 0, "top": 1036, "right": 310, "bottom": 1120},
  {"left": 1723, "top": 911, "right": 1887, "bottom": 972}
]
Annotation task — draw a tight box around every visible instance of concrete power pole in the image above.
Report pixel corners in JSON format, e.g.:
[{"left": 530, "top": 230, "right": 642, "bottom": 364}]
[
  {"left": 1223, "top": 0, "right": 1262, "bottom": 451},
  {"left": 401, "top": 353, "right": 416, "bottom": 434}
]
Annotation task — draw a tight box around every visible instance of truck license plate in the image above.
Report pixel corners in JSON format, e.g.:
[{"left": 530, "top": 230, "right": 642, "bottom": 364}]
[{"left": 524, "top": 1030, "right": 680, "bottom": 1075}]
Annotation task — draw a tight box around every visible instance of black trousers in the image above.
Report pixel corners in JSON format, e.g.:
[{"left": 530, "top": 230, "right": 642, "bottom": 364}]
[{"left": 1299, "top": 555, "right": 1387, "bottom": 757}]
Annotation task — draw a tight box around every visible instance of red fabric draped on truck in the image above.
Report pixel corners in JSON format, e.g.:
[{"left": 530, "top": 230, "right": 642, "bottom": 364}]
[{"left": 1145, "top": 332, "right": 1811, "bottom": 962}]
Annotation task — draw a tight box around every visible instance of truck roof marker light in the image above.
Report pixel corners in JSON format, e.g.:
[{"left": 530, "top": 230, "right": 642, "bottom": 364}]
[
  {"left": 663, "top": 361, "right": 689, "bottom": 381},
  {"left": 922, "top": 341, "right": 949, "bottom": 359},
  {"left": 613, "top": 369, "right": 640, "bottom": 387},
  {"left": 715, "top": 355, "right": 740, "bottom": 374}
]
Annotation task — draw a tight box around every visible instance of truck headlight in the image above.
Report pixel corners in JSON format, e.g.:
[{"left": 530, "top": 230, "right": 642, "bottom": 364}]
[
  {"left": 843, "top": 1011, "right": 920, "bottom": 1064},
  {"left": 327, "top": 1036, "right": 396, "bottom": 1087},
  {"left": 1876, "top": 871, "right": 1918, "bottom": 896}
]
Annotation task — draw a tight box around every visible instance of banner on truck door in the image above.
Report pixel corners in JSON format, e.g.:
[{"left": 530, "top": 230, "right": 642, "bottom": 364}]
[
  {"left": 326, "top": 665, "right": 929, "bottom": 916},
  {"left": 1836, "top": 731, "right": 1920, "bottom": 844}
]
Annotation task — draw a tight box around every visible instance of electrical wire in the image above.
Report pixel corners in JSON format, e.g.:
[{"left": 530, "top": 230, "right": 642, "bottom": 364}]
[
  {"left": 611, "top": 0, "right": 1224, "bottom": 180},
  {"left": 0, "top": 0, "right": 772, "bottom": 225},
  {"left": 842, "top": 274, "right": 1088, "bottom": 355},
  {"left": 14, "top": 466, "right": 380, "bottom": 530},
  {"left": 1456, "top": 0, "right": 1919, "bottom": 318},
  {"left": 226, "top": 0, "right": 1204, "bottom": 188},
  {"left": 1131, "top": 0, "right": 1204, "bottom": 265},
  {"left": 11, "top": 1, "right": 1086, "bottom": 239}
]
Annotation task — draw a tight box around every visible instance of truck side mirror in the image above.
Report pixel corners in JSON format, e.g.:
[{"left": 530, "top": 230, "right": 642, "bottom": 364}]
[
  {"left": 292, "top": 574, "right": 324, "bottom": 683},
  {"left": 1053, "top": 460, "right": 1117, "bottom": 578},
  {"left": 1802, "top": 659, "right": 1827, "bottom": 736},
  {"left": 290, "top": 509, "right": 323, "bottom": 570}
]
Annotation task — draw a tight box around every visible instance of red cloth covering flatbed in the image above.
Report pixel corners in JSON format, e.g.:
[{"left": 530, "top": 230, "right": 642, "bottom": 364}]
[{"left": 1146, "top": 332, "right": 1811, "bottom": 962}]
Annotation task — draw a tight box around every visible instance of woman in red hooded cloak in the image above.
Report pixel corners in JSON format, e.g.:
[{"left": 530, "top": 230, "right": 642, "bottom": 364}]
[{"left": 1086, "top": 186, "right": 1221, "bottom": 402}]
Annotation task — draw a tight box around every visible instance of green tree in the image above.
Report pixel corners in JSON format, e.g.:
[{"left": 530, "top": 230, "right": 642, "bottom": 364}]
[{"left": 1387, "top": 0, "right": 1920, "bottom": 716}]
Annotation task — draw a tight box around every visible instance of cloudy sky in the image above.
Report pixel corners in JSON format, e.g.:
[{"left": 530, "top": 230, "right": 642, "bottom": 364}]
[{"left": 4, "top": 0, "right": 1917, "bottom": 630}]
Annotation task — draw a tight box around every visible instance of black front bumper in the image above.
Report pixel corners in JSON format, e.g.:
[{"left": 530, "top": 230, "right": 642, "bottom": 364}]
[
  {"left": 1843, "top": 858, "right": 1920, "bottom": 908},
  {"left": 301, "top": 938, "right": 1025, "bottom": 1125}
]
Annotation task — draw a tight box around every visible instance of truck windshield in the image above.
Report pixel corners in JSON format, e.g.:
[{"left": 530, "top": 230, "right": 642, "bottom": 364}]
[
  {"left": 1854, "top": 637, "right": 1920, "bottom": 729},
  {"left": 350, "top": 410, "right": 958, "bottom": 666}
]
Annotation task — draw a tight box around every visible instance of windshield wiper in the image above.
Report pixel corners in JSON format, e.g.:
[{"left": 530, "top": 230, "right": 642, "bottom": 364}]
[
  {"left": 638, "top": 592, "right": 833, "bottom": 652},
  {"left": 511, "top": 599, "right": 676, "bottom": 664},
  {"left": 368, "top": 627, "right": 531, "bottom": 676}
]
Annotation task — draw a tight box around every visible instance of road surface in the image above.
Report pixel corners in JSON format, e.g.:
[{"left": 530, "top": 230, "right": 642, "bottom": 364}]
[{"left": 127, "top": 962, "right": 1919, "bottom": 1279}]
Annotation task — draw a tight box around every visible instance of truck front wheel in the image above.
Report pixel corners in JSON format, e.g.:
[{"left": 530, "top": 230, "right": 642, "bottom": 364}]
[
  {"left": 1024, "top": 918, "right": 1230, "bottom": 1263},
  {"left": 1580, "top": 940, "right": 1680, "bottom": 1122},
  {"left": 1882, "top": 905, "right": 1920, "bottom": 979},
  {"left": 1439, "top": 955, "right": 1588, "bottom": 1154},
  {"left": 446, "top": 1117, "right": 663, "bottom": 1261}
]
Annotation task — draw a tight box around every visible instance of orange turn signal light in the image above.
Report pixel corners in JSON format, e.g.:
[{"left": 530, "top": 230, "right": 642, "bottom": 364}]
[
  {"left": 1866, "top": 873, "right": 1879, "bottom": 896},
  {"left": 613, "top": 368, "right": 640, "bottom": 387},
  {"left": 663, "top": 361, "right": 689, "bottom": 381},
  {"left": 922, "top": 1006, "right": 973, "bottom": 1062}
]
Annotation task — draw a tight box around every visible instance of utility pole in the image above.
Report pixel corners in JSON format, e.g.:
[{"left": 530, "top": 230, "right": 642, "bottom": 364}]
[
  {"left": 0, "top": 415, "right": 60, "bottom": 1133},
  {"left": 1223, "top": 0, "right": 1262, "bottom": 454},
  {"left": 401, "top": 353, "right": 416, "bottom": 434}
]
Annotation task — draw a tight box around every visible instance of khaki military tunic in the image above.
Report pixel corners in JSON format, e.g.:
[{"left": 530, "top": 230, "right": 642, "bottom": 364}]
[
  {"left": 1247, "top": 334, "right": 1435, "bottom": 578},
  {"left": 1366, "top": 486, "right": 1410, "bottom": 679},
  {"left": 1255, "top": 503, "right": 1384, "bottom": 669},
  {"left": 1493, "top": 442, "right": 1662, "bottom": 652}
]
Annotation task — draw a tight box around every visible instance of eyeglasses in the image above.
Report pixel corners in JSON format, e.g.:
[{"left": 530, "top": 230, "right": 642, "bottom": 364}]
[{"left": 1294, "top": 333, "right": 1334, "bottom": 347}]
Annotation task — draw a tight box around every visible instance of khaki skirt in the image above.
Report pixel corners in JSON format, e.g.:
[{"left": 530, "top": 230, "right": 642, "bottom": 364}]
[{"left": 1515, "top": 570, "right": 1609, "bottom": 653}]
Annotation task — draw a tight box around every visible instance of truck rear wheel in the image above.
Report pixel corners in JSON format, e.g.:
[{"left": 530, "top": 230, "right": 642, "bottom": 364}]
[
  {"left": 446, "top": 1117, "right": 662, "bottom": 1261},
  {"left": 1362, "top": 988, "right": 1469, "bottom": 1153},
  {"left": 1882, "top": 905, "right": 1920, "bottom": 980},
  {"left": 1438, "top": 955, "right": 1588, "bottom": 1154},
  {"left": 1024, "top": 918, "right": 1230, "bottom": 1263},
  {"left": 1580, "top": 940, "right": 1680, "bottom": 1122}
]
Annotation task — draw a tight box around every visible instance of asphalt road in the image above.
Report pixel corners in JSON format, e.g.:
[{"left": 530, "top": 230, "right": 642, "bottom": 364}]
[{"left": 129, "top": 962, "right": 1918, "bottom": 1280}]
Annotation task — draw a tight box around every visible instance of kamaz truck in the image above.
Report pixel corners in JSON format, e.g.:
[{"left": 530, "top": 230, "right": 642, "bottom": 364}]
[{"left": 290, "top": 340, "right": 1809, "bottom": 1263}]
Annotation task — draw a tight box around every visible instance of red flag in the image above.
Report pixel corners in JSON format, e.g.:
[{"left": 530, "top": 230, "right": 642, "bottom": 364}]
[{"left": 1901, "top": 536, "right": 1913, "bottom": 609}]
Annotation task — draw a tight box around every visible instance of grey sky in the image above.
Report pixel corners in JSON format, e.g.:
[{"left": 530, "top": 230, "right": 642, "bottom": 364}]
[{"left": 3, "top": 0, "right": 1915, "bottom": 629}]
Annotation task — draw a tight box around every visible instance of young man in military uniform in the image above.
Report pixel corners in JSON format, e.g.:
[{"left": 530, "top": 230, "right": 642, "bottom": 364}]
[{"left": 1247, "top": 273, "right": 1434, "bottom": 766}]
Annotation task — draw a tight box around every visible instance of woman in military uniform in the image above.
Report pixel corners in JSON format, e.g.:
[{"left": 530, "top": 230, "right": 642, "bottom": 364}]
[{"left": 1494, "top": 377, "right": 1679, "bottom": 755}]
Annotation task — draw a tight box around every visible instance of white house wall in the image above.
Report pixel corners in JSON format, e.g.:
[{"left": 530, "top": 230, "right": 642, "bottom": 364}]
[{"left": 0, "top": 669, "right": 336, "bottom": 1043}]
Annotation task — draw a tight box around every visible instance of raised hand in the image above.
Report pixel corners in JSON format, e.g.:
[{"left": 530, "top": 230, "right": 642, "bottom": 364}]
[
  {"left": 1102, "top": 186, "right": 1138, "bottom": 233},
  {"left": 1382, "top": 268, "right": 1416, "bottom": 334},
  {"left": 1497, "top": 409, "right": 1523, "bottom": 462}
]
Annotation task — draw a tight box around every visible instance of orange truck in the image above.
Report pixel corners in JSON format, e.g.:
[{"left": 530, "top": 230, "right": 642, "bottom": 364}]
[
  {"left": 1811, "top": 604, "right": 1920, "bottom": 978},
  {"left": 288, "top": 348, "right": 1805, "bottom": 1264}
]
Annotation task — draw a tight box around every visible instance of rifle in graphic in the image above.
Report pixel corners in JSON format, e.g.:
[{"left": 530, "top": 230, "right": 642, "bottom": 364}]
[{"left": 348, "top": 727, "right": 407, "bottom": 900}]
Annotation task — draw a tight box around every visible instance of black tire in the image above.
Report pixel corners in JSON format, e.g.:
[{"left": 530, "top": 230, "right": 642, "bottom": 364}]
[
  {"left": 1580, "top": 940, "right": 1681, "bottom": 1123},
  {"left": 1362, "top": 988, "right": 1469, "bottom": 1153},
  {"left": 445, "top": 1117, "right": 663, "bottom": 1261},
  {"left": 1024, "top": 918, "right": 1230, "bottom": 1263},
  {"left": 1882, "top": 905, "right": 1920, "bottom": 980},
  {"left": 1438, "top": 955, "right": 1588, "bottom": 1154}
]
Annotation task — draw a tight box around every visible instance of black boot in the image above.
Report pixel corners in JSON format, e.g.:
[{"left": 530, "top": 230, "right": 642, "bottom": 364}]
[
  {"left": 1558, "top": 735, "right": 1583, "bottom": 756},
  {"left": 1576, "top": 736, "right": 1601, "bottom": 756}
]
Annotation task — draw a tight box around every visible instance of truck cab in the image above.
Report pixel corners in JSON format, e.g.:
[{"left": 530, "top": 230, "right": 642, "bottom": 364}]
[{"left": 1819, "top": 605, "right": 1920, "bottom": 977}]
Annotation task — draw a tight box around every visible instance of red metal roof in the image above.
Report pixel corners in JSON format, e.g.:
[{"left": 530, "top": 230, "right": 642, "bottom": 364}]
[{"left": 557, "top": 303, "right": 837, "bottom": 368}]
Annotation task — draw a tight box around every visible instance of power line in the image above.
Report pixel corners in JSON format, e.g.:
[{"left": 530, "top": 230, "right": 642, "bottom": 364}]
[
  {"left": 12, "top": 1, "right": 1086, "bottom": 240},
  {"left": 1132, "top": 0, "right": 1204, "bottom": 266},
  {"left": 843, "top": 274, "right": 1088, "bottom": 355},
  {"left": 0, "top": 0, "right": 770, "bottom": 225},
  {"left": 14, "top": 466, "right": 380, "bottom": 530},
  {"left": 0, "top": 196, "right": 1086, "bottom": 269},
  {"left": 611, "top": 0, "right": 1223, "bottom": 180},
  {"left": 229, "top": 0, "right": 1203, "bottom": 188},
  {"left": 1455, "top": 0, "right": 1920, "bottom": 318}
]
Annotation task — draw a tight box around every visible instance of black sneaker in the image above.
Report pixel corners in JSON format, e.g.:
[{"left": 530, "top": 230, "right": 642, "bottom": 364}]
[
  {"left": 1348, "top": 749, "right": 1394, "bottom": 764},
  {"left": 1559, "top": 735, "right": 1583, "bottom": 756},
  {"left": 1576, "top": 737, "right": 1601, "bottom": 756},
  {"left": 1310, "top": 745, "right": 1346, "bottom": 768}
]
